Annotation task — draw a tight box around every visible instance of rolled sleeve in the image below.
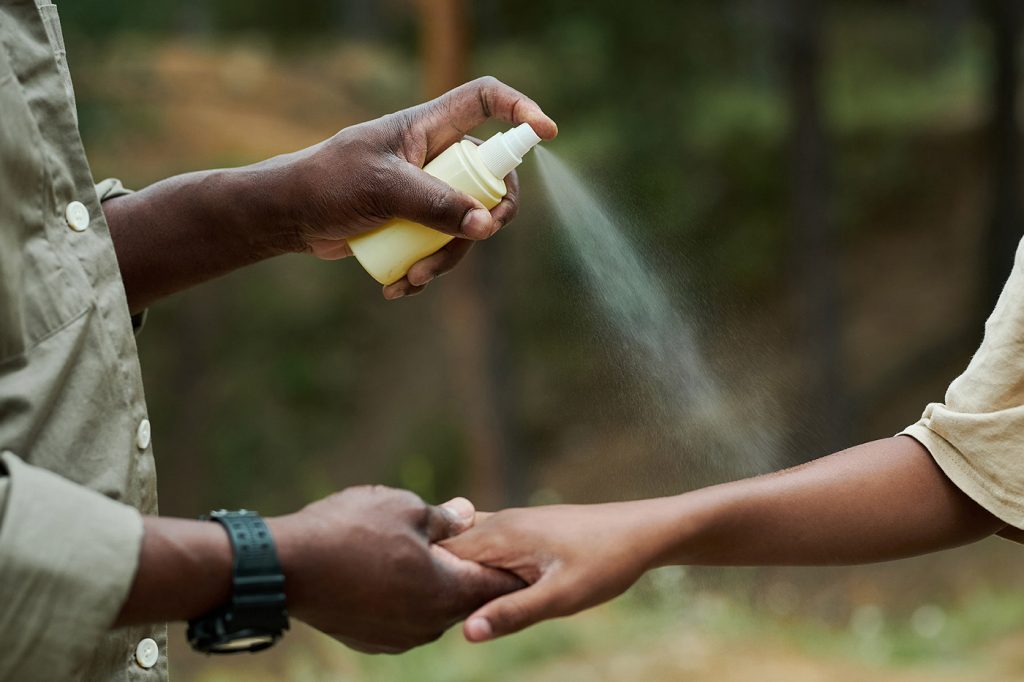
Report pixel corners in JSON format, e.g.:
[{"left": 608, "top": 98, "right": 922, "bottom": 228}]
[
  {"left": 0, "top": 451, "right": 143, "bottom": 680},
  {"left": 94, "top": 177, "right": 147, "bottom": 333},
  {"left": 95, "top": 177, "right": 133, "bottom": 202}
]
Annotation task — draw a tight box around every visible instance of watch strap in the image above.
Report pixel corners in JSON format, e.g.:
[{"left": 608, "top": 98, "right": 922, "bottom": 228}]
[
  {"left": 211, "top": 511, "right": 287, "bottom": 626},
  {"left": 187, "top": 510, "right": 289, "bottom": 653}
]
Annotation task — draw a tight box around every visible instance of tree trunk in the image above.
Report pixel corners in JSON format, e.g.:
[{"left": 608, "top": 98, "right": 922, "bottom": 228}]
[
  {"left": 778, "top": 0, "right": 850, "bottom": 455},
  {"left": 982, "top": 0, "right": 1023, "bottom": 316},
  {"left": 417, "top": 0, "right": 521, "bottom": 508}
]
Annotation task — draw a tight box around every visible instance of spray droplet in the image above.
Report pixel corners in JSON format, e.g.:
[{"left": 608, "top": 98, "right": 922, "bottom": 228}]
[{"left": 534, "top": 146, "right": 782, "bottom": 487}]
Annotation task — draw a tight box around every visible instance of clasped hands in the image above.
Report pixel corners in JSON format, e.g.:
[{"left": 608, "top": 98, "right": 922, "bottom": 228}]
[{"left": 266, "top": 486, "right": 655, "bottom": 653}]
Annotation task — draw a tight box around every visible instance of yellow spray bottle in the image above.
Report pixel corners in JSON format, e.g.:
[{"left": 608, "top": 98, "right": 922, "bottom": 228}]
[{"left": 349, "top": 122, "right": 543, "bottom": 285}]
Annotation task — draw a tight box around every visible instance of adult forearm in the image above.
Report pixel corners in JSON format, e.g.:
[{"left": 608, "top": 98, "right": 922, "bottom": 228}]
[
  {"left": 114, "top": 516, "right": 233, "bottom": 626},
  {"left": 104, "top": 160, "right": 304, "bottom": 313},
  {"left": 647, "top": 436, "right": 1005, "bottom": 568},
  {"left": 114, "top": 513, "right": 336, "bottom": 628}
]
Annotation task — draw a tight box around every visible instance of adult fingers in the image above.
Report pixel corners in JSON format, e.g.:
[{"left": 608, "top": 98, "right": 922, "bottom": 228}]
[
  {"left": 382, "top": 280, "right": 425, "bottom": 300},
  {"left": 381, "top": 239, "right": 474, "bottom": 299},
  {"left": 489, "top": 168, "right": 520, "bottom": 235},
  {"left": 424, "top": 77, "right": 558, "bottom": 155},
  {"left": 438, "top": 497, "right": 476, "bottom": 533},
  {"left": 436, "top": 524, "right": 489, "bottom": 563},
  {"left": 390, "top": 162, "right": 496, "bottom": 239},
  {"left": 405, "top": 238, "right": 474, "bottom": 287},
  {"left": 430, "top": 544, "right": 526, "bottom": 611},
  {"left": 425, "top": 500, "right": 475, "bottom": 543}
]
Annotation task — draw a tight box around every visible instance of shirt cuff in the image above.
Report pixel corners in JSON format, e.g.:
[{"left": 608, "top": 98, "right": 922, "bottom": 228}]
[
  {"left": 0, "top": 451, "right": 144, "bottom": 680},
  {"left": 900, "top": 423, "right": 1024, "bottom": 543},
  {"left": 93, "top": 178, "right": 147, "bottom": 333},
  {"left": 94, "top": 177, "right": 132, "bottom": 202}
]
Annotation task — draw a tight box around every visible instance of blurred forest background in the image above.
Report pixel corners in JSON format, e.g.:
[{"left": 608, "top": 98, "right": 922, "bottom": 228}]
[{"left": 59, "top": 0, "right": 1024, "bottom": 679}]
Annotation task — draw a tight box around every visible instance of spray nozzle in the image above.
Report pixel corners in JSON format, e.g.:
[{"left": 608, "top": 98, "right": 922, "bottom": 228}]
[{"left": 477, "top": 123, "right": 542, "bottom": 179}]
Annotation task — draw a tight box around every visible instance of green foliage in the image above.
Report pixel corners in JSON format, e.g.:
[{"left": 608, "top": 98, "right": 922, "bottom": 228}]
[{"left": 392, "top": 417, "right": 468, "bottom": 503}]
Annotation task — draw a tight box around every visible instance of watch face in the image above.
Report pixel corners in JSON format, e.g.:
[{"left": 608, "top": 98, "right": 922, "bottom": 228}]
[{"left": 210, "top": 634, "right": 276, "bottom": 653}]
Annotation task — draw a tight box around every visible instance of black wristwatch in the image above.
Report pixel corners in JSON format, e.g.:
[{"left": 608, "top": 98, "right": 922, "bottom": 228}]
[{"left": 187, "top": 510, "right": 289, "bottom": 654}]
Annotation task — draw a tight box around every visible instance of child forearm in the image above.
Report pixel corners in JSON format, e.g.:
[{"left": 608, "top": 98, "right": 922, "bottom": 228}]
[
  {"left": 647, "top": 436, "right": 1005, "bottom": 568},
  {"left": 444, "top": 436, "right": 1007, "bottom": 642}
]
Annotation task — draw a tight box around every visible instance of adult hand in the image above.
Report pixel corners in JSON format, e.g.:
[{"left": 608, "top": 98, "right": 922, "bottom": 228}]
[
  {"left": 440, "top": 503, "right": 661, "bottom": 643},
  {"left": 267, "top": 486, "right": 524, "bottom": 653},
  {"left": 278, "top": 76, "right": 558, "bottom": 299},
  {"left": 104, "top": 77, "right": 555, "bottom": 312}
]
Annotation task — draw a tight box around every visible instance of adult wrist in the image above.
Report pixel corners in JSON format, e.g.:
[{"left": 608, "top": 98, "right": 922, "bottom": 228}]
[
  {"left": 213, "top": 163, "right": 308, "bottom": 258},
  {"left": 264, "top": 514, "right": 306, "bottom": 615},
  {"left": 115, "top": 517, "right": 233, "bottom": 627},
  {"left": 187, "top": 510, "right": 289, "bottom": 653}
]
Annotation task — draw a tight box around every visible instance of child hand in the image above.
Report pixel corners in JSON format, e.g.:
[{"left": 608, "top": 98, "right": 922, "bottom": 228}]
[{"left": 440, "top": 502, "right": 662, "bottom": 642}]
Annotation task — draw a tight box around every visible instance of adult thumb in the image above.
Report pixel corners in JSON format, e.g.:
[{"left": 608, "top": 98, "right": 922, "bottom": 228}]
[
  {"left": 462, "top": 580, "right": 562, "bottom": 642},
  {"left": 426, "top": 497, "right": 476, "bottom": 542},
  {"left": 390, "top": 164, "right": 496, "bottom": 240}
]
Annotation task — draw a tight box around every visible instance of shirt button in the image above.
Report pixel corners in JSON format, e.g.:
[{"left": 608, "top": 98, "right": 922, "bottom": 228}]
[
  {"left": 65, "top": 201, "right": 90, "bottom": 232},
  {"left": 136, "top": 418, "right": 151, "bottom": 451},
  {"left": 135, "top": 638, "right": 159, "bottom": 669}
]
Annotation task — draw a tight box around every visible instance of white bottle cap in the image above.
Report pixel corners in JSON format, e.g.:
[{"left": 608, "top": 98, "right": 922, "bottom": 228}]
[{"left": 477, "top": 123, "right": 542, "bottom": 179}]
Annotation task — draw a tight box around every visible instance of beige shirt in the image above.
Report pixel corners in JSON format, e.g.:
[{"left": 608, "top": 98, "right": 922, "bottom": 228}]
[
  {"left": 903, "top": 239, "right": 1024, "bottom": 542},
  {"left": 0, "top": 1, "right": 166, "bottom": 679}
]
